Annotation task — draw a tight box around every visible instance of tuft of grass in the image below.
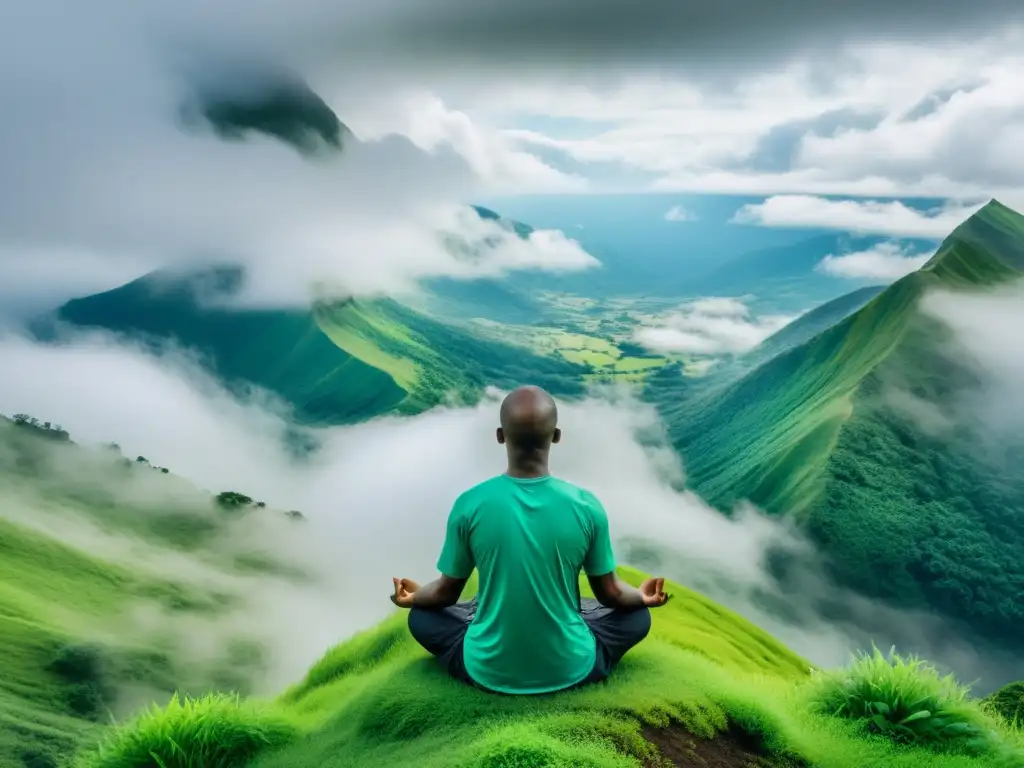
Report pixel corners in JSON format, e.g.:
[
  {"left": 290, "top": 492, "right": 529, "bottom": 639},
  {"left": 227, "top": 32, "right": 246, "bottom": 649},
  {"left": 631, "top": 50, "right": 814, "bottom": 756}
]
[
  {"left": 805, "top": 646, "right": 1001, "bottom": 755},
  {"left": 73, "top": 693, "right": 299, "bottom": 768}
]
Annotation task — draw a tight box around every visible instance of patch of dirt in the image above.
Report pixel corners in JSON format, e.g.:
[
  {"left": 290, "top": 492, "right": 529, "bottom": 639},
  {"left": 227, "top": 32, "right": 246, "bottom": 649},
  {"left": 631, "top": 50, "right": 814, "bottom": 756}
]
[{"left": 641, "top": 723, "right": 807, "bottom": 768}]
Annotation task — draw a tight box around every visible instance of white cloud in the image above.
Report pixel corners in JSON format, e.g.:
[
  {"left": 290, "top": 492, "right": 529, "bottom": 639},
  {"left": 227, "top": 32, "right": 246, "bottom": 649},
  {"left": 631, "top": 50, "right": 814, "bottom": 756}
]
[
  {"left": 817, "top": 241, "right": 931, "bottom": 280},
  {"left": 349, "top": 93, "right": 586, "bottom": 194},
  {"left": 225, "top": 204, "right": 599, "bottom": 308},
  {"left": 919, "top": 284, "right": 1024, "bottom": 437},
  {"left": 732, "top": 195, "right": 982, "bottom": 238},
  {"left": 484, "top": 36, "right": 1024, "bottom": 202},
  {"left": 664, "top": 204, "right": 696, "bottom": 222},
  {"left": 634, "top": 297, "right": 797, "bottom": 355}
]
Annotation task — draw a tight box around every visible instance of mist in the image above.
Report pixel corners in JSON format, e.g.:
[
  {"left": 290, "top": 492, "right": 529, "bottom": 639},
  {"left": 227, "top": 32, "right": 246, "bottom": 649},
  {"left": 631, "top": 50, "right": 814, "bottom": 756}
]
[
  {"left": 1, "top": 1, "right": 596, "bottom": 317},
  {"left": 920, "top": 282, "right": 1024, "bottom": 436},
  {"left": 2, "top": 328, "right": 1017, "bottom": 698}
]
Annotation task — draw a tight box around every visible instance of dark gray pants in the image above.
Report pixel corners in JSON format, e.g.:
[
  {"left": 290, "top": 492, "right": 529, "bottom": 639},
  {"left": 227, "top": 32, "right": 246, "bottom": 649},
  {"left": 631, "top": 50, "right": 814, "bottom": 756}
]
[{"left": 407, "top": 597, "right": 652, "bottom": 693}]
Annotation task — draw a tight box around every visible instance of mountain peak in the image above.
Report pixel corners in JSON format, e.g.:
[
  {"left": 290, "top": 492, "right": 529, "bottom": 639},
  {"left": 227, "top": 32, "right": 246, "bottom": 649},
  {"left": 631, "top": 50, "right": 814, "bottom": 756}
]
[{"left": 920, "top": 198, "right": 1024, "bottom": 281}]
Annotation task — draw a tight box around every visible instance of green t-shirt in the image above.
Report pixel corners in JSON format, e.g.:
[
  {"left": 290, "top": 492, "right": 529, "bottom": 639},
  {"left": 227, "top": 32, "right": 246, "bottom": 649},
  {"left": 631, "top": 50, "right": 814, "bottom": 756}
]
[{"left": 436, "top": 474, "right": 618, "bottom": 694}]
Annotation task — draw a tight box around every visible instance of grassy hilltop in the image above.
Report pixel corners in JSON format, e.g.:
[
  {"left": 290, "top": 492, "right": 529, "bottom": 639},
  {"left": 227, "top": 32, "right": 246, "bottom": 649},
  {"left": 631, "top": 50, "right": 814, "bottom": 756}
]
[
  {"left": 658, "top": 199, "right": 1024, "bottom": 653},
  {"left": 66, "top": 569, "right": 1024, "bottom": 768},
  {"left": 1, "top": 418, "right": 1022, "bottom": 768}
]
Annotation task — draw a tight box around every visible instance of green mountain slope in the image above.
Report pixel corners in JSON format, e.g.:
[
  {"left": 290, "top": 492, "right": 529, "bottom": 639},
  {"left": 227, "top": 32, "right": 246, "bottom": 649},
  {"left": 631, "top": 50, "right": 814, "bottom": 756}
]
[
  {"left": 49, "top": 266, "right": 588, "bottom": 426},
  {"left": 0, "top": 416, "right": 311, "bottom": 768},
  {"left": 662, "top": 199, "right": 1024, "bottom": 648},
  {"left": 52, "top": 268, "right": 407, "bottom": 425},
  {"left": 745, "top": 285, "right": 886, "bottom": 368}
]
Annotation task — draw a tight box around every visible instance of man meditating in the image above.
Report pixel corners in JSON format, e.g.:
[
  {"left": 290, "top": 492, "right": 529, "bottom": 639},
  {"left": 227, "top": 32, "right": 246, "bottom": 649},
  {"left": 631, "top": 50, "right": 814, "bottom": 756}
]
[{"left": 390, "top": 385, "right": 669, "bottom": 695}]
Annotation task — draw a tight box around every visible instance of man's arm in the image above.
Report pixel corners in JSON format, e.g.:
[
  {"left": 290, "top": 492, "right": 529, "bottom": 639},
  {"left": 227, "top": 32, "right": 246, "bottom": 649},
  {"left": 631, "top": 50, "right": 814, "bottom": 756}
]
[
  {"left": 582, "top": 492, "right": 669, "bottom": 611},
  {"left": 587, "top": 571, "right": 647, "bottom": 611},
  {"left": 410, "top": 575, "right": 468, "bottom": 609},
  {"left": 393, "top": 496, "right": 474, "bottom": 610}
]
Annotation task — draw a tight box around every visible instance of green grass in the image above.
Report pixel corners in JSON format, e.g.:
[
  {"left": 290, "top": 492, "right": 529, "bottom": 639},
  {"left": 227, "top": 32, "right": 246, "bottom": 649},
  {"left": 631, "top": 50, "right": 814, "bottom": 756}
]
[
  {"left": 0, "top": 421, "right": 302, "bottom": 767},
  {"left": 76, "top": 568, "right": 1023, "bottom": 768},
  {"left": 745, "top": 285, "right": 886, "bottom": 369},
  {"left": 74, "top": 693, "right": 300, "bottom": 768},
  {"left": 0, "top": 515, "right": 195, "bottom": 767},
  {"left": 3, "top": 414, "right": 1021, "bottom": 767},
  {"left": 315, "top": 301, "right": 423, "bottom": 390},
  {"left": 806, "top": 647, "right": 1004, "bottom": 754}
]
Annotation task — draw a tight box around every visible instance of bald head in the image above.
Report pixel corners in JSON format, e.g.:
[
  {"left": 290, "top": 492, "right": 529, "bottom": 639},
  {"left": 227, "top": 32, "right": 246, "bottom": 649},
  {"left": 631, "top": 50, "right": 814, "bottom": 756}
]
[{"left": 498, "top": 385, "right": 560, "bottom": 453}]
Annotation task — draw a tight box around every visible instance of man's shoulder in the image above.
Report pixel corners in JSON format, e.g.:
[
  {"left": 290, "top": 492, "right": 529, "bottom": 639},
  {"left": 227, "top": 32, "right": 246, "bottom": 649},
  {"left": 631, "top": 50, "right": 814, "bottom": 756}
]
[
  {"left": 454, "top": 475, "right": 603, "bottom": 509},
  {"left": 548, "top": 476, "right": 603, "bottom": 509},
  {"left": 453, "top": 476, "right": 508, "bottom": 507}
]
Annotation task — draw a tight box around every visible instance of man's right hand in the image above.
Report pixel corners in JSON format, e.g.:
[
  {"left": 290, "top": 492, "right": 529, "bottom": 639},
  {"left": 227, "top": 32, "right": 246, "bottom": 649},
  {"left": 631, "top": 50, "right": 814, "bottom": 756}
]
[
  {"left": 391, "top": 577, "right": 419, "bottom": 608},
  {"left": 639, "top": 577, "right": 670, "bottom": 608}
]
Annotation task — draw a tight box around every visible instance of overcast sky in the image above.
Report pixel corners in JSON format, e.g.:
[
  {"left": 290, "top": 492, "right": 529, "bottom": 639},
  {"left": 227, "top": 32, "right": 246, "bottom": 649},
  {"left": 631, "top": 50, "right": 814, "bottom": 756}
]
[{"left": 2, "top": 0, "right": 1023, "bottom": 310}]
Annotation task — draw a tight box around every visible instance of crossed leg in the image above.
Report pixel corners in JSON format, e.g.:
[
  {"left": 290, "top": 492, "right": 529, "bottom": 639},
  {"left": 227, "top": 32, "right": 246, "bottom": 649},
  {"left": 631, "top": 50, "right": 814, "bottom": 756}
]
[{"left": 407, "top": 597, "right": 651, "bottom": 692}]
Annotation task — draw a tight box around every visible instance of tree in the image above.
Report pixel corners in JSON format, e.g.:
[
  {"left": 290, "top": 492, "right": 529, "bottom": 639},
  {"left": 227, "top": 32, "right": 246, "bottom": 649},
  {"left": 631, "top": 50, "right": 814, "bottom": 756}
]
[{"left": 216, "top": 491, "right": 253, "bottom": 510}]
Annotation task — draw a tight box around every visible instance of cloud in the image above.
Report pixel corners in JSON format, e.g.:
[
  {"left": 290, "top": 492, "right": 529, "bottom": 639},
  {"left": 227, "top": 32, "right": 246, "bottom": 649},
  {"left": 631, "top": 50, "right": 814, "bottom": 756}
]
[
  {"left": 635, "top": 297, "right": 797, "bottom": 355},
  {"left": 352, "top": 93, "right": 587, "bottom": 194},
  {"left": 732, "top": 195, "right": 982, "bottom": 238},
  {"left": 1, "top": 328, "right": 1017, "bottom": 693},
  {"left": 335, "top": 1, "right": 1024, "bottom": 78},
  {"left": 0, "top": 1, "right": 592, "bottom": 315},
  {"left": 483, "top": 36, "right": 1024, "bottom": 202},
  {"left": 663, "top": 205, "right": 696, "bottom": 222},
  {"left": 918, "top": 283, "right": 1024, "bottom": 437},
  {"left": 817, "top": 241, "right": 931, "bottom": 280}
]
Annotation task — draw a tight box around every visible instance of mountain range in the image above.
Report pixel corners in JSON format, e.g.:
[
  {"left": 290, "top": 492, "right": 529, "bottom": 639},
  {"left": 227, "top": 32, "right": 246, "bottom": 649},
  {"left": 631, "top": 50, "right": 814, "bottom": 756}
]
[{"left": 658, "top": 199, "right": 1024, "bottom": 651}]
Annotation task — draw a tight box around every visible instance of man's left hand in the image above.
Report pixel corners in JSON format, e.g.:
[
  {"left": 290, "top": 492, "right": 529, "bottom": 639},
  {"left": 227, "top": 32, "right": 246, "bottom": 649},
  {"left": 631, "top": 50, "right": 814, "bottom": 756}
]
[{"left": 391, "top": 577, "right": 419, "bottom": 608}]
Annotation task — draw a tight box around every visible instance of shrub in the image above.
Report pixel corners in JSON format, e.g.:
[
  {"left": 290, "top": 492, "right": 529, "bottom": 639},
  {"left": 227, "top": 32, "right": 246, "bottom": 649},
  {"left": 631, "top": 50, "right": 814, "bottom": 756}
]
[
  {"left": 216, "top": 492, "right": 253, "bottom": 511},
  {"left": 20, "top": 748, "right": 59, "bottom": 768},
  {"left": 806, "top": 646, "right": 1000, "bottom": 755},
  {"left": 74, "top": 693, "right": 299, "bottom": 768},
  {"left": 985, "top": 682, "right": 1024, "bottom": 725},
  {"left": 48, "top": 644, "right": 112, "bottom": 720}
]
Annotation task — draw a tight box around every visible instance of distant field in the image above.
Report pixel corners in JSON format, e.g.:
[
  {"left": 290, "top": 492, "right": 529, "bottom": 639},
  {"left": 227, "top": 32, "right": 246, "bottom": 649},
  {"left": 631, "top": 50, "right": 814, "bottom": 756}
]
[{"left": 315, "top": 301, "right": 424, "bottom": 391}]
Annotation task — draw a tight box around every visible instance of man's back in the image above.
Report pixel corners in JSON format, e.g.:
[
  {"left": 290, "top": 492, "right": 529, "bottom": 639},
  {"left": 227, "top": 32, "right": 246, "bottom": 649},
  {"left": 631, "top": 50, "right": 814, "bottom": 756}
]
[{"left": 437, "top": 474, "right": 616, "bottom": 694}]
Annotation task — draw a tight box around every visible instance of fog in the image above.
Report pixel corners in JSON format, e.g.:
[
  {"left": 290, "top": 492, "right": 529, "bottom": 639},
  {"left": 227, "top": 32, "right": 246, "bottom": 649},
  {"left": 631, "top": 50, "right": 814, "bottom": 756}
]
[
  {"left": 635, "top": 297, "right": 799, "bottom": 356},
  {"left": 0, "top": 1, "right": 596, "bottom": 317},
  {"left": 920, "top": 283, "right": 1024, "bottom": 437},
  {"left": 2, "top": 328, "right": 1017, "bottom": 697}
]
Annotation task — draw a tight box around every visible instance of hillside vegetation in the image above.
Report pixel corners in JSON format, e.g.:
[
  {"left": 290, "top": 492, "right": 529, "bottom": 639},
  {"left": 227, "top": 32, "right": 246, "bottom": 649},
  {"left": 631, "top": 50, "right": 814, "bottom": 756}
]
[
  {"left": 50, "top": 264, "right": 589, "bottom": 426},
  {"left": 2, "top": 414, "right": 1022, "bottom": 767},
  {"left": 70, "top": 569, "right": 1024, "bottom": 768},
  {"left": 0, "top": 416, "right": 310, "bottom": 768},
  {"left": 658, "top": 199, "right": 1024, "bottom": 652}
]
